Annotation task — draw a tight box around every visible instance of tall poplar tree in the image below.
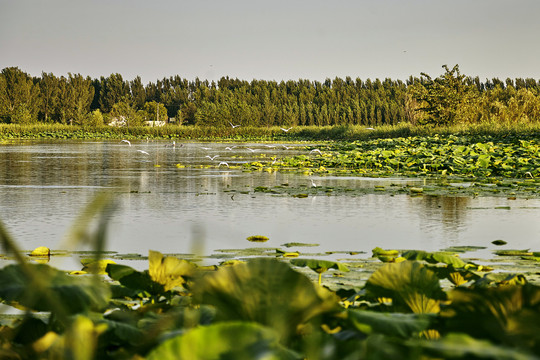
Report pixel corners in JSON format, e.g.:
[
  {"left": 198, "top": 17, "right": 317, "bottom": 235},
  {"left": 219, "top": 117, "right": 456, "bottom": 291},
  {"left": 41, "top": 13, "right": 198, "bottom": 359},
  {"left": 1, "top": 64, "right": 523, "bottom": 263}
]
[{"left": 0, "top": 67, "right": 41, "bottom": 123}]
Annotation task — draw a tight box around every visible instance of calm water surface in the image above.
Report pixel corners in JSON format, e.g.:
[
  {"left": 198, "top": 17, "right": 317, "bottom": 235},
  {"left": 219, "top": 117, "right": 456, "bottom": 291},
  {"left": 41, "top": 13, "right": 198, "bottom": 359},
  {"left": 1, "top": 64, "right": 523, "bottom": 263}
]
[{"left": 1, "top": 140, "right": 539, "bottom": 266}]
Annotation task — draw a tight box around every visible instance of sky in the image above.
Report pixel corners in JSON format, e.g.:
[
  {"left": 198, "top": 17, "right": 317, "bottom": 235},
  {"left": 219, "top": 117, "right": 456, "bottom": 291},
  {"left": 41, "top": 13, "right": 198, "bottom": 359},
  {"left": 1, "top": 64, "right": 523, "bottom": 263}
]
[{"left": 2, "top": 0, "right": 540, "bottom": 85}]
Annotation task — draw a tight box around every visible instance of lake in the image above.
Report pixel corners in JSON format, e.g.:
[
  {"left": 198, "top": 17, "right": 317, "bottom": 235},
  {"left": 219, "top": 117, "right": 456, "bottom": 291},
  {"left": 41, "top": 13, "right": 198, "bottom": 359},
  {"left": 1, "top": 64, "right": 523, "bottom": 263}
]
[{"left": 1, "top": 139, "right": 539, "bottom": 269}]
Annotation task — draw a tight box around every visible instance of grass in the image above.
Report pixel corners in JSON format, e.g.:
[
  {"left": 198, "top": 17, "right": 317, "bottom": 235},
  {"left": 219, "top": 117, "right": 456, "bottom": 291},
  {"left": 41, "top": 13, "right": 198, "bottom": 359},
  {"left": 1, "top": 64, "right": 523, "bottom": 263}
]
[{"left": 2, "top": 121, "right": 540, "bottom": 142}]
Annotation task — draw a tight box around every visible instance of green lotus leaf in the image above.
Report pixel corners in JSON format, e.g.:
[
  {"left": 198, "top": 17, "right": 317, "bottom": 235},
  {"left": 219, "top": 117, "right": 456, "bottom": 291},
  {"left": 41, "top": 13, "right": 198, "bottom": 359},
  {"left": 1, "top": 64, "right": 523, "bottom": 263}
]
[
  {"left": 348, "top": 309, "right": 434, "bottom": 338},
  {"left": 193, "top": 258, "right": 339, "bottom": 343},
  {"left": 372, "top": 247, "right": 399, "bottom": 257},
  {"left": 0, "top": 263, "right": 111, "bottom": 315},
  {"left": 442, "top": 284, "right": 540, "bottom": 348},
  {"left": 495, "top": 249, "right": 533, "bottom": 256},
  {"left": 408, "top": 333, "right": 537, "bottom": 360},
  {"left": 146, "top": 322, "right": 300, "bottom": 360},
  {"left": 472, "top": 273, "right": 528, "bottom": 288},
  {"left": 106, "top": 263, "right": 164, "bottom": 296},
  {"left": 148, "top": 250, "right": 196, "bottom": 291},
  {"left": 365, "top": 261, "right": 446, "bottom": 314},
  {"left": 429, "top": 265, "right": 481, "bottom": 286},
  {"left": 402, "top": 250, "right": 467, "bottom": 268},
  {"left": 290, "top": 258, "right": 350, "bottom": 285}
]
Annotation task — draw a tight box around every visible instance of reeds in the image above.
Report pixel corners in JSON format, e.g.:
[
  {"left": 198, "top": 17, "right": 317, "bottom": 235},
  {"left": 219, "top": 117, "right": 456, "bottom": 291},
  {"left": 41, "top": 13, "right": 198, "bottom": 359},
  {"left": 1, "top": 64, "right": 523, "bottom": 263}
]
[{"left": 2, "top": 122, "right": 540, "bottom": 141}]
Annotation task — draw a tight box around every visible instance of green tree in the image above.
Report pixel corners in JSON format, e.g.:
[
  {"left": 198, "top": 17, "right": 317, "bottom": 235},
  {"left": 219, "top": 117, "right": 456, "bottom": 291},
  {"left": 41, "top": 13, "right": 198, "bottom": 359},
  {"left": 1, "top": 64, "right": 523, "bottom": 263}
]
[
  {"left": 55, "top": 74, "right": 94, "bottom": 125},
  {"left": 130, "top": 76, "right": 146, "bottom": 110},
  {"left": 411, "top": 64, "right": 479, "bottom": 126},
  {"left": 143, "top": 101, "right": 168, "bottom": 124},
  {"left": 110, "top": 97, "right": 143, "bottom": 127},
  {"left": 99, "top": 73, "right": 130, "bottom": 113},
  {"left": 0, "top": 67, "right": 41, "bottom": 123},
  {"left": 83, "top": 109, "right": 104, "bottom": 127},
  {"left": 38, "top": 72, "right": 59, "bottom": 123},
  {"left": 69, "top": 74, "right": 95, "bottom": 125}
]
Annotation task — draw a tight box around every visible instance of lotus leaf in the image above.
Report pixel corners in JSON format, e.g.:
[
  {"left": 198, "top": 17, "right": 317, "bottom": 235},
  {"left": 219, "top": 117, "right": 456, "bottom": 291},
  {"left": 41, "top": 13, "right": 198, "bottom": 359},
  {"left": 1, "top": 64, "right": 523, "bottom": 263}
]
[
  {"left": 290, "top": 258, "right": 350, "bottom": 285},
  {"left": 442, "top": 284, "right": 540, "bottom": 349},
  {"left": 401, "top": 250, "right": 467, "bottom": 268},
  {"left": 148, "top": 250, "right": 196, "bottom": 291},
  {"left": 30, "top": 246, "right": 50, "bottom": 257},
  {"left": 0, "top": 263, "right": 111, "bottom": 315},
  {"left": 348, "top": 309, "right": 434, "bottom": 338},
  {"left": 246, "top": 235, "right": 269, "bottom": 242},
  {"left": 365, "top": 261, "right": 446, "bottom": 314},
  {"left": 33, "top": 315, "right": 107, "bottom": 360},
  {"left": 495, "top": 249, "right": 533, "bottom": 256},
  {"left": 146, "top": 322, "right": 299, "bottom": 360},
  {"left": 106, "top": 263, "right": 164, "bottom": 296},
  {"left": 193, "top": 258, "right": 339, "bottom": 343},
  {"left": 81, "top": 259, "right": 116, "bottom": 275},
  {"left": 408, "top": 333, "right": 538, "bottom": 360},
  {"left": 372, "top": 247, "right": 399, "bottom": 257}
]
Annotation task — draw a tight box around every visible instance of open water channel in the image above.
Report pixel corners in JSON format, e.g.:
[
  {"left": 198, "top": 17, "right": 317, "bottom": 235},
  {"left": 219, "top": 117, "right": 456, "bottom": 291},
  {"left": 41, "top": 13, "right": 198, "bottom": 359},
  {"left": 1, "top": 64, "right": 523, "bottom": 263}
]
[{"left": 1, "top": 139, "right": 539, "bottom": 269}]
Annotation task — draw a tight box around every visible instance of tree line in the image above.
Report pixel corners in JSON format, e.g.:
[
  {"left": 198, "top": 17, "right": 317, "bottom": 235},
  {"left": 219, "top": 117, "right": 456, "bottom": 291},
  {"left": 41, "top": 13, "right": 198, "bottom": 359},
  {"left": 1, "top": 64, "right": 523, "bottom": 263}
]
[{"left": 1, "top": 65, "right": 540, "bottom": 127}]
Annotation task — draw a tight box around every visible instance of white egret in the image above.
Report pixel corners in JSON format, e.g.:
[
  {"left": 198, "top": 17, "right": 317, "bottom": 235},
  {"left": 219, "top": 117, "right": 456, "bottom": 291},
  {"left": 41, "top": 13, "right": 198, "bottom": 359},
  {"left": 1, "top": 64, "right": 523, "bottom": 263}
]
[
  {"left": 246, "top": 148, "right": 258, "bottom": 153},
  {"left": 218, "top": 161, "right": 229, "bottom": 167},
  {"left": 309, "top": 149, "right": 322, "bottom": 155},
  {"left": 280, "top": 127, "right": 293, "bottom": 132},
  {"left": 137, "top": 150, "right": 150, "bottom": 155},
  {"left": 121, "top": 140, "right": 131, "bottom": 146},
  {"left": 228, "top": 121, "right": 241, "bottom": 128},
  {"left": 310, "top": 179, "right": 317, "bottom": 188},
  {"left": 206, "top": 155, "right": 219, "bottom": 160}
]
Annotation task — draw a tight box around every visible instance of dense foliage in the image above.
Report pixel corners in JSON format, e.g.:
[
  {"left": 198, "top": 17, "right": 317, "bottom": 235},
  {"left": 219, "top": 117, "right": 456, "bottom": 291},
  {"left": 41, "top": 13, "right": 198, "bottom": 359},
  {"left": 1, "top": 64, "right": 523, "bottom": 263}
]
[{"left": 1, "top": 65, "right": 540, "bottom": 128}]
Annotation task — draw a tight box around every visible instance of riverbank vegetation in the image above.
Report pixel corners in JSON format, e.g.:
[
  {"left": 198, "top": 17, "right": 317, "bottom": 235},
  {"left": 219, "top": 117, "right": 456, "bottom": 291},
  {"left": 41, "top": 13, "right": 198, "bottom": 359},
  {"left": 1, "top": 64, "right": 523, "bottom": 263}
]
[
  {"left": 2, "top": 65, "right": 540, "bottom": 130},
  {"left": 1, "top": 195, "right": 540, "bottom": 359}
]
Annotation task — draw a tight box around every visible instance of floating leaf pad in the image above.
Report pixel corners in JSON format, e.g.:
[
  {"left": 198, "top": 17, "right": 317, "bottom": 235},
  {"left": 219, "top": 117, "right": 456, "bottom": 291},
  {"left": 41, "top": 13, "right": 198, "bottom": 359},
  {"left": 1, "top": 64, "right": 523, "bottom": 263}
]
[{"left": 247, "top": 235, "right": 269, "bottom": 242}]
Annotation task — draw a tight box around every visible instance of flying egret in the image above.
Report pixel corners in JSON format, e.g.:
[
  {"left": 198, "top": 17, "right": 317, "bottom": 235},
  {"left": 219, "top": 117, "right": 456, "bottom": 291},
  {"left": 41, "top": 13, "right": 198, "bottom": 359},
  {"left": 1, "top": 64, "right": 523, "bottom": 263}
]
[
  {"left": 218, "top": 161, "right": 230, "bottom": 167},
  {"left": 246, "top": 148, "right": 258, "bottom": 153},
  {"left": 137, "top": 150, "right": 150, "bottom": 155},
  {"left": 225, "top": 146, "right": 237, "bottom": 150},
  {"left": 200, "top": 146, "right": 211, "bottom": 150},
  {"left": 309, "top": 149, "right": 322, "bottom": 155},
  {"left": 281, "top": 127, "right": 293, "bottom": 132},
  {"left": 121, "top": 140, "right": 131, "bottom": 146},
  {"left": 228, "top": 121, "right": 241, "bottom": 128},
  {"left": 206, "top": 155, "right": 220, "bottom": 160},
  {"left": 281, "top": 145, "right": 292, "bottom": 150}
]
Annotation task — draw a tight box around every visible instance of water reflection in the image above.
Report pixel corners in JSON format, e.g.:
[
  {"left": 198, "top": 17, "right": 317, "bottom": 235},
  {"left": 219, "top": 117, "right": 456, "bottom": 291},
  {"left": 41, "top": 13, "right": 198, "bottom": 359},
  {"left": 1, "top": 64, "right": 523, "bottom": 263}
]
[{"left": 0, "top": 140, "right": 539, "bottom": 266}]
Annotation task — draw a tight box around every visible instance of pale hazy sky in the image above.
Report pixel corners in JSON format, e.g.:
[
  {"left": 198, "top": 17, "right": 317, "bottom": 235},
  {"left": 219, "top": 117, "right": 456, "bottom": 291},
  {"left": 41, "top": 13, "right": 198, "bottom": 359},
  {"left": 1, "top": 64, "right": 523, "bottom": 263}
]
[{"left": 2, "top": 0, "right": 540, "bottom": 84}]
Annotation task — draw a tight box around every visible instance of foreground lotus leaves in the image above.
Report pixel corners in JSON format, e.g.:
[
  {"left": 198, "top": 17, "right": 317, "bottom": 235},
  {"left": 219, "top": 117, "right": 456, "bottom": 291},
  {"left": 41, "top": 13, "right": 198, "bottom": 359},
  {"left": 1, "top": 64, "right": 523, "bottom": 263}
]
[
  {"left": 146, "top": 322, "right": 299, "bottom": 360},
  {"left": 81, "top": 258, "right": 116, "bottom": 274},
  {"left": 193, "top": 258, "right": 339, "bottom": 343},
  {"left": 33, "top": 315, "right": 107, "bottom": 360},
  {"left": 0, "top": 263, "right": 111, "bottom": 314},
  {"left": 442, "top": 284, "right": 540, "bottom": 349},
  {"left": 365, "top": 260, "right": 446, "bottom": 314},
  {"left": 347, "top": 309, "right": 434, "bottom": 339}
]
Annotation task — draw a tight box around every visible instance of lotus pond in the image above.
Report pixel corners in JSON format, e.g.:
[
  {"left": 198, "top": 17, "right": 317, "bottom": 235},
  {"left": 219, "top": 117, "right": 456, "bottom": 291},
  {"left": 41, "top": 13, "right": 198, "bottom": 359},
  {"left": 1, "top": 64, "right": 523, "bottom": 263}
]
[{"left": 1, "top": 136, "right": 540, "bottom": 358}]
